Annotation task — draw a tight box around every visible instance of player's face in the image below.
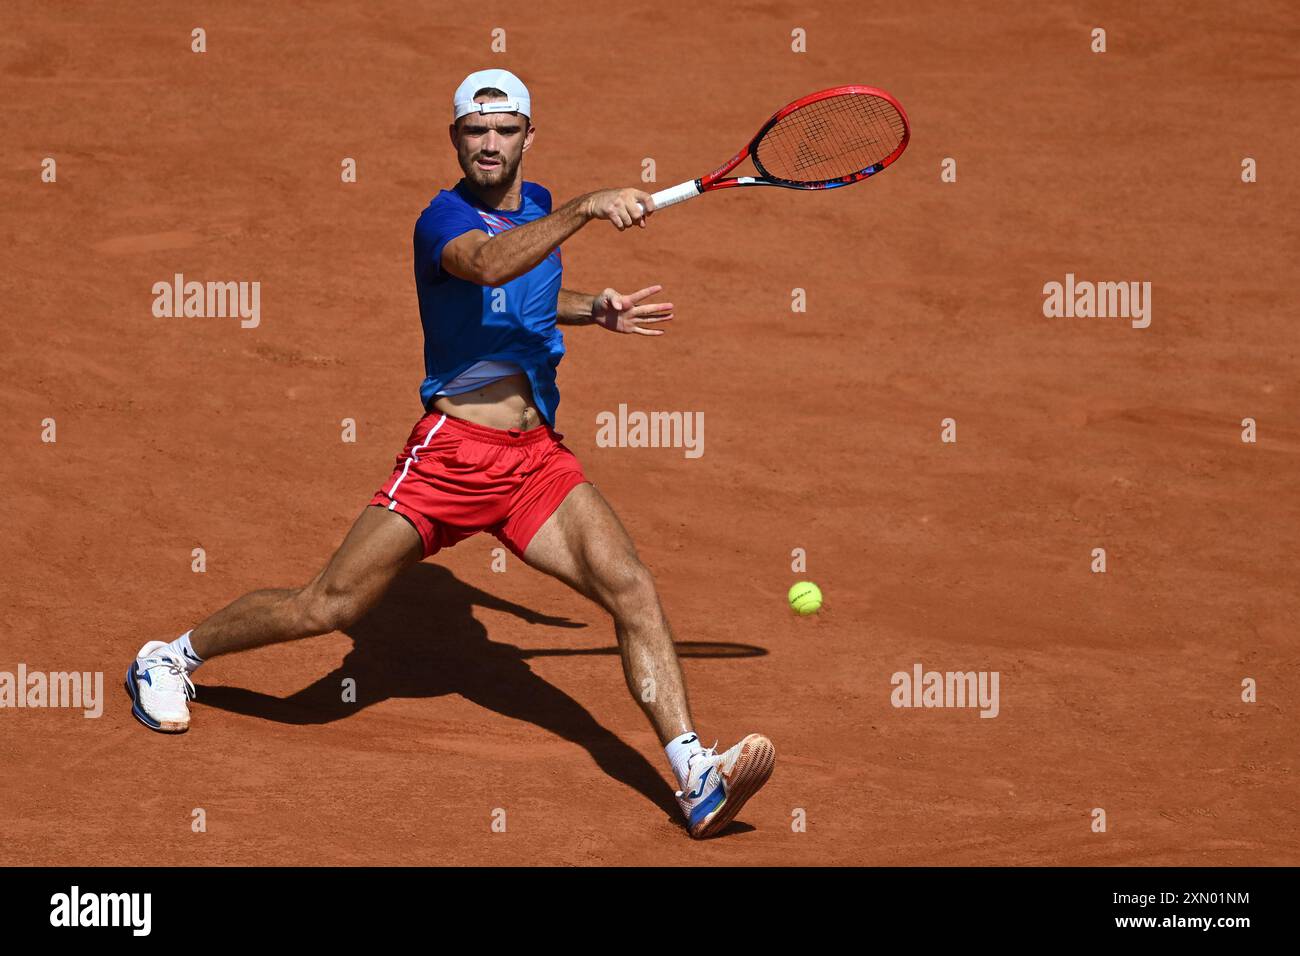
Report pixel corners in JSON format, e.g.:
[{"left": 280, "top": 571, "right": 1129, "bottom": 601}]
[{"left": 452, "top": 106, "right": 533, "bottom": 189}]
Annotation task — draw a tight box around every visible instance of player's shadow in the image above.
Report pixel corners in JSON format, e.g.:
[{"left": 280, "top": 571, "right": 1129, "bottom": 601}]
[{"left": 198, "top": 562, "right": 767, "bottom": 825}]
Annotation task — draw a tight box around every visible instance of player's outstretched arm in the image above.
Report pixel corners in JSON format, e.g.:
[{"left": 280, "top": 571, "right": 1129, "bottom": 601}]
[{"left": 441, "top": 187, "right": 655, "bottom": 287}]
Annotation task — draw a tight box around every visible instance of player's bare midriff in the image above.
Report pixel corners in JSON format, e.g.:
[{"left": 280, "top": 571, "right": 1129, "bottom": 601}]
[{"left": 430, "top": 372, "right": 545, "bottom": 432}]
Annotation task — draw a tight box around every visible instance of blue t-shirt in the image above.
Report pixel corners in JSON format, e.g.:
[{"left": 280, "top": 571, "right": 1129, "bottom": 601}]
[{"left": 413, "top": 180, "right": 565, "bottom": 424}]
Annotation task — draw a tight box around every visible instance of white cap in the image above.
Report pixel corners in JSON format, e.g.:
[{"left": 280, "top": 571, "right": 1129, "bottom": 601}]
[{"left": 453, "top": 69, "right": 532, "bottom": 121}]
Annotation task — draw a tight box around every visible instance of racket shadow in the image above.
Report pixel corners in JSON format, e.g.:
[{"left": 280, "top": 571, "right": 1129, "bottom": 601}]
[{"left": 197, "top": 561, "right": 766, "bottom": 824}]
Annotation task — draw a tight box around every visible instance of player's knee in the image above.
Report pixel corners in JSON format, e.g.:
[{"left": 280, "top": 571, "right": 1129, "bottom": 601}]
[
  {"left": 295, "top": 583, "right": 366, "bottom": 636},
  {"left": 601, "top": 557, "right": 658, "bottom": 618}
]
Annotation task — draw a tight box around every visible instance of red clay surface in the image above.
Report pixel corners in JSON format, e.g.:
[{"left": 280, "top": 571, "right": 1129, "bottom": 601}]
[{"left": 2, "top": 1, "right": 1297, "bottom": 865}]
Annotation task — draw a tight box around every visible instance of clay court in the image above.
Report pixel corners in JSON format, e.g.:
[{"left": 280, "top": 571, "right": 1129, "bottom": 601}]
[{"left": 2, "top": 0, "right": 1296, "bottom": 866}]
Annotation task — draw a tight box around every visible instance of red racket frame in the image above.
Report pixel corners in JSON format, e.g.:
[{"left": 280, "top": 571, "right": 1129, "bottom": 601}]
[{"left": 700, "top": 85, "right": 911, "bottom": 193}]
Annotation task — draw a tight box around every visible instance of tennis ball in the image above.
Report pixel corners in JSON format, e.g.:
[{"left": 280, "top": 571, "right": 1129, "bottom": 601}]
[{"left": 788, "top": 581, "right": 823, "bottom": 615}]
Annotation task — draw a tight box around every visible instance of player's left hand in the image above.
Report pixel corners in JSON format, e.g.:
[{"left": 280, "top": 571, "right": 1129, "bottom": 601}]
[{"left": 592, "top": 285, "right": 674, "bottom": 335}]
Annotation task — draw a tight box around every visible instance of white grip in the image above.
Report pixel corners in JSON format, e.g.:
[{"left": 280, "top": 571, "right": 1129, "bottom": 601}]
[{"left": 636, "top": 179, "right": 701, "bottom": 215}]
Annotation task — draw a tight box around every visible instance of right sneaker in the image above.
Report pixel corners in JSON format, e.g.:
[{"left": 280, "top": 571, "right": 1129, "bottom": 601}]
[
  {"left": 676, "top": 733, "right": 777, "bottom": 839},
  {"left": 125, "top": 641, "right": 195, "bottom": 733}
]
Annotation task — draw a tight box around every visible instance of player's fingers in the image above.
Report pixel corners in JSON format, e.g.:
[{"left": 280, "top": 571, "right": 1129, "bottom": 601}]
[
  {"left": 634, "top": 314, "right": 673, "bottom": 326},
  {"left": 626, "top": 285, "right": 663, "bottom": 303},
  {"left": 632, "top": 299, "right": 672, "bottom": 314},
  {"left": 631, "top": 325, "right": 666, "bottom": 336}
]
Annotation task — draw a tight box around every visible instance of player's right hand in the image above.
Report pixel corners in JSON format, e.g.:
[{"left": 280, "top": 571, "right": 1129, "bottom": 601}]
[{"left": 584, "top": 187, "right": 654, "bottom": 231}]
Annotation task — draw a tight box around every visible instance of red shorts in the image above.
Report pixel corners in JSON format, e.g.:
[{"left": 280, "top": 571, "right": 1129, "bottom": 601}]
[{"left": 369, "top": 410, "right": 587, "bottom": 559}]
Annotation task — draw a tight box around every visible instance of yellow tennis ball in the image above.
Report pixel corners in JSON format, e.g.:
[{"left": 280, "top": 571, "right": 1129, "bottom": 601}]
[{"left": 788, "top": 581, "right": 823, "bottom": 615}]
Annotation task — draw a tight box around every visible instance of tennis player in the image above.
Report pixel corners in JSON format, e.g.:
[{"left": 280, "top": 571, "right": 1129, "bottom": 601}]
[{"left": 125, "top": 69, "right": 775, "bottom": 839}]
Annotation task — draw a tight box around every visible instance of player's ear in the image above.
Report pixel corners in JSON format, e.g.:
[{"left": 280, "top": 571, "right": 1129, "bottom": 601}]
[
  {"left": 522, "top": 123, "right": 535, "bottom": 153},
  {"left": 448, "top": 122, "right": 459, "bottom": 148}
]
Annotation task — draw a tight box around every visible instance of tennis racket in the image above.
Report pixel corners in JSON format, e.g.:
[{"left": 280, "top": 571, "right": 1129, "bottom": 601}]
[{"left": 636, "top": 85, "right": 909, "bottom": 214}]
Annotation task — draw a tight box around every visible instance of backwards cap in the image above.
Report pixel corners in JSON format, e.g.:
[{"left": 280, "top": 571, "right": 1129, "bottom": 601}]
[{"left": 453, "top": 69, "right": 531, "bottom": 121}]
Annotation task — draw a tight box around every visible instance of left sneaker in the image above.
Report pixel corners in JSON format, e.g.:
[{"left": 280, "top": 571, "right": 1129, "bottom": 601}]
[
  {"left": 125, "top": 641, "right": 196, "bottom": 733},
  {"left": 676, "top": 733, "right": 776, "bottom": 839}
]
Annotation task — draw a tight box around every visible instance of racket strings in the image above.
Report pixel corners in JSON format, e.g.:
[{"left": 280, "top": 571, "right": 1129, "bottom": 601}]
[{"left": 755, "top": 93, "right": 906, "bottom": 185}]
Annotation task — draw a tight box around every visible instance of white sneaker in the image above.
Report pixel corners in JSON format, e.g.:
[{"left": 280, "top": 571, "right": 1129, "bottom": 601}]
[
  {"left": 124, "top": 641, "right": 196, "bottom": 733},
  {"left": 676, "top": 733, "right": 776, "bottom": 838}
]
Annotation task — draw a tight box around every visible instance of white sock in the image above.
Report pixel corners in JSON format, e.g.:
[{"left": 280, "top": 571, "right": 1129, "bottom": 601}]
[
  {"left": 665, "top": 731, "right": 705, "bottom": 790},
  {"left": 166, "top": 630, "right": 204, "bottom": 675}
]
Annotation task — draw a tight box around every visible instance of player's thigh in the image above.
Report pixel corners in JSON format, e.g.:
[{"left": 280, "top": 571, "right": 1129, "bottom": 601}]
[
  {"left": 523, "top": 482, "right": 643, "bottom": 606},
  {"left": 306, "top": 504, "right": 424, "bottom": 609}
]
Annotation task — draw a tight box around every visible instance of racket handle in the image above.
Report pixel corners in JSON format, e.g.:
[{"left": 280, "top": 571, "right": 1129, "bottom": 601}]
[{"left": 636, "top": 179, "right": 701, "bottom": 215}]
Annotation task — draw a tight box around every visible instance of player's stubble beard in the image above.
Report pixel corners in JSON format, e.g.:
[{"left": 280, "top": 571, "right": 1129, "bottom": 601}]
[{"left": 460, "top": 146, "right": 522, "bottom": 192}]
